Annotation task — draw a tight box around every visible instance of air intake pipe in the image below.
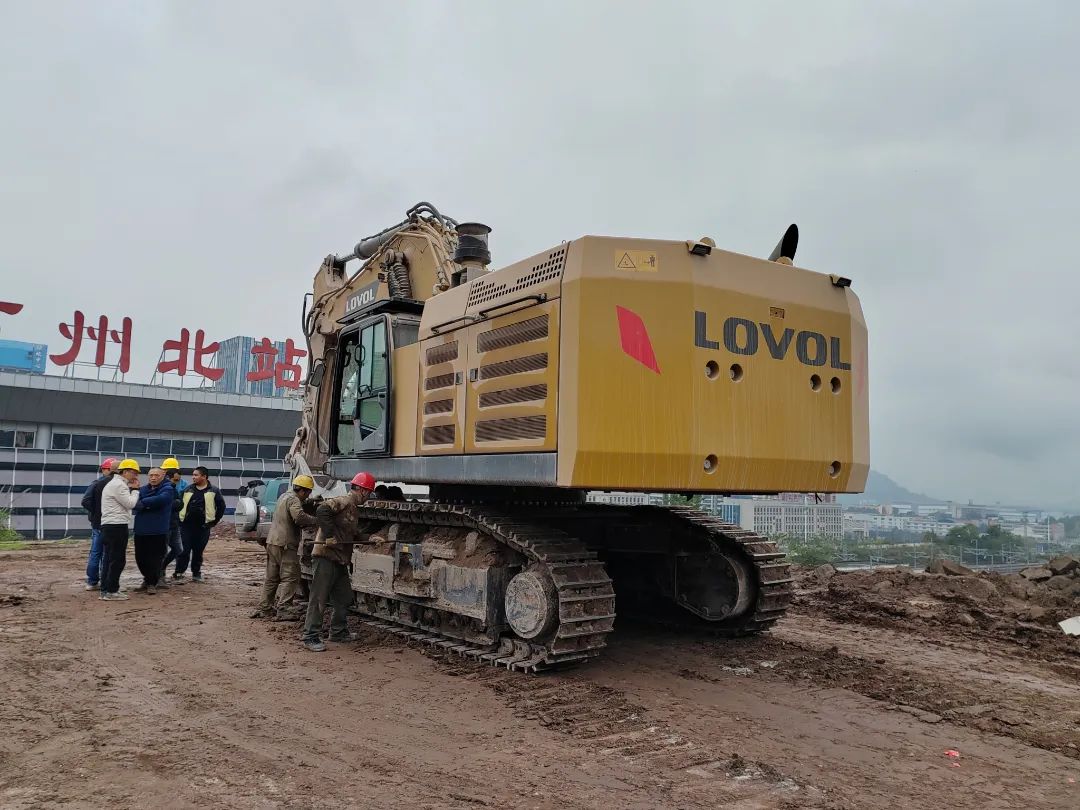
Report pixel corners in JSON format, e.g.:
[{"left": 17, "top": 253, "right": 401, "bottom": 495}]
[{"left": 451, "top": 222, "right": 492, "bottom": 286}]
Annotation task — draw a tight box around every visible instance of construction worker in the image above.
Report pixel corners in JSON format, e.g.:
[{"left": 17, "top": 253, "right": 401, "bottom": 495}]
[
  {"left": 80, "top": 457, "right": 117, "bottom": 592},
  {"left": 174, "top": 466, "right": 226, "bottom": 582},
  {"left": 301, "top": 471, "right": 375, "bottom": 652},
  {"left": 99, "top": 459, "right": 141, "bottom": 600},
  {"left": 159, "top": 458, "right": 186, "bottom": 583},
  {"left": 252, "top": 475, "right": 318, "bottom": 620}
]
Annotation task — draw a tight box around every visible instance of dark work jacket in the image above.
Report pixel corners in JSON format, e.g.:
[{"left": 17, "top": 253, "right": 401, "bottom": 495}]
[
  {"left": 134, "top": 481, "right": 176, "bottom": 536},
  {"left": 80, "top": 475, "right": 111, "bottom": 530},
  {"left": 179, "top": 484, "right": 226, "bottom": 527}
]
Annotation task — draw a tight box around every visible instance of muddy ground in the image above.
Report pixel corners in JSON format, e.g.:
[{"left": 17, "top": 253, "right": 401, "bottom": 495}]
[{"left": 1, "top": 542, "right": 1077, "bottom": 809}]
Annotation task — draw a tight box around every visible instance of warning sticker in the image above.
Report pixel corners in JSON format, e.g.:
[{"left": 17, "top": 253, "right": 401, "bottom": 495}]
[{"left": 615, "top": 250, "right": 659, "bottom": 273}]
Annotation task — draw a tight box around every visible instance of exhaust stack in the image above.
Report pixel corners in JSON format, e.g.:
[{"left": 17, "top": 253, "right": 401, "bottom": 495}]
[{"left": 768, "top": 224, "right": 799, "bottom": 265}]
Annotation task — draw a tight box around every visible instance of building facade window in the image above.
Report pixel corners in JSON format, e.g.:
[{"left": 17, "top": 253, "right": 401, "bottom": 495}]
[
  {"left": 148, "top": 439, "right": 172, "bottom": 455},
  {"left": 193, "top": 440, "right": 210, "bottom": 456},
  {"left": 123, "top": 437, "right": 148, "bottom": 454},
  {"left": 97, "top": 436, "right": 123, "bottom": 453},
  {"left": 71, "top": 434, "right": 97, "bottom": 451},
  {"left": 223, "top": 442, "right": 238, "bottom": 457},
  {"left": 52, "top": 432, "right": 71, "bottom": 450},
  {"left": 171, "top": 440, "right": 194, "bottom": 456}
]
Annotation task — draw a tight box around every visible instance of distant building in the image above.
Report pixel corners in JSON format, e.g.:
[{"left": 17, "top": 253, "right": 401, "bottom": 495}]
[
  {"left": 1009, "top": 523, "right": 1054, "bottom": 543},
  {"left": 696, "top": 496, "right": 843, "bottom": 539},
  {"left": 915, "top": 503, "right": 954, "bottom": 517},
  {"left": 586, "top": 492, "right": 653, "bottom": 507},
  {"left": 778, "top": 492, "right": 836, "bottom": 504},
  {"left": 698, "top": 495, "right": 743, "bottom": 525},
  {"left": 211, "top": 336, "right": 288, "bottom": 397},
  {"left": 1, "top": 371, "right": 300, "bottom": 538},
  {"left": 843, "top": 512, "right": 956, "bottom": 537},
  {"left": 0, "top": 340, "right": 47, "bottom": 375}
]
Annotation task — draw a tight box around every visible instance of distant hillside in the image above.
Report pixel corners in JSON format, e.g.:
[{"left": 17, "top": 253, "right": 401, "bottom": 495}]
[{"left": 837, "top": 470, "right": 942, "bottom": 506}]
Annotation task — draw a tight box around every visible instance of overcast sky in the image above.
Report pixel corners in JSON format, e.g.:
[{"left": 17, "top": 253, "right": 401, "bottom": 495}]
[{"left": 2, "top": 2, "right": 1078, "bottom": 506}]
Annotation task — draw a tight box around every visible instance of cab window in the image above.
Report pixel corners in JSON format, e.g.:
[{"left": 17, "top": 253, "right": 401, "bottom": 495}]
[{"left": 334, "top": 318, "right": 390, "bottom": 455}]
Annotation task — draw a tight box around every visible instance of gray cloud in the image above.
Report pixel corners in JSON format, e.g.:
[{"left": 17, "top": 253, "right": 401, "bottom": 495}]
[{"left": 2, "top": 1, "right": 1079, "bottom": 505}]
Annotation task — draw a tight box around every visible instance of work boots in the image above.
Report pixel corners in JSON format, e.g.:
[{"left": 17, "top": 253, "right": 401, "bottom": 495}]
[{"left": 328, "top": 631, "right": 360, "bottom": 643}]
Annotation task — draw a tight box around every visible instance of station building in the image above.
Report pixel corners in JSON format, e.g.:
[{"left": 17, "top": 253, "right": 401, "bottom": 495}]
[{"left": 0, "top": 371, "right": 301, "bottom": 538}]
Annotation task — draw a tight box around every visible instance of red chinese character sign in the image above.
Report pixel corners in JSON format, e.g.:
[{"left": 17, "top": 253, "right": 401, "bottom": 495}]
[
  {"left": 157, "top": 328, "right": 224, "bottom": 381},
  {"left": 245, "top": 337, "right": 307, "bottom": 389},
  {"left": 49, "top": 310, "right": 133, "bottom": 373},
  {"left": 246, "top": 338, "right": 278, "bottom": 383},
  {"left": 4, "top": 300, "right": 304, "bottom": 389},
  {"left": 276, "top": 339, "right": 307, "bottom": 389}
]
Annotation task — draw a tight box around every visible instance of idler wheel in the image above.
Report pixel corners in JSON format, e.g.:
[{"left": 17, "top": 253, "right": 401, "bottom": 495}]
[{"left": 504, "top": 566, "right": 558, "bottom": 640}]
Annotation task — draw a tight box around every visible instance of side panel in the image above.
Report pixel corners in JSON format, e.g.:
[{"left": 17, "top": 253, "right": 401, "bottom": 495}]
[
  {"left": 557, "top": 236, "right": 869, "bottom": 494},
  {"left": 465, "top": 299, "right": 560, "bottom": 454},
  {"left": 390, "top": 343, "right": 419, "bottom": 457},
  {"left": 416, "top": 331, "right": 466, "bottom": 455}
]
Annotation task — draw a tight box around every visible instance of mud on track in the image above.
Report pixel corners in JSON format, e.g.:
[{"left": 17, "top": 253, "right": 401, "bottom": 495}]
[{"left": 0, "top": 542, "right": 1077, "bottom": 809}]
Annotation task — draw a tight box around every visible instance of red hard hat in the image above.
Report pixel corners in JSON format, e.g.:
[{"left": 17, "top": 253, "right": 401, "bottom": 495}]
[
  {"left": 101, "top": 457, "right": 118, "bottom": 470},
  {"left": 350, "top": 472, "right": 376, "bottom": 491}
]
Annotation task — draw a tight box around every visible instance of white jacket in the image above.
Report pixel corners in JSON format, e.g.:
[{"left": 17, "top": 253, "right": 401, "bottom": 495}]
[{"left": 100, "top": 475, "right": 139, "bottom": 526}]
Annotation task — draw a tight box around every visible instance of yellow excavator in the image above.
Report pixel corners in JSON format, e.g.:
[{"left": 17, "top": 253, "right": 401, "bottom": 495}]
[{"left": 289, "top": 202, "right": 868, "bottom": 671}]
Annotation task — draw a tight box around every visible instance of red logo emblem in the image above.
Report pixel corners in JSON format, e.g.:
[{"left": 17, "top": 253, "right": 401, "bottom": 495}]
[{"left": 616, "top": 306, "right": 660, "bottom": 374}]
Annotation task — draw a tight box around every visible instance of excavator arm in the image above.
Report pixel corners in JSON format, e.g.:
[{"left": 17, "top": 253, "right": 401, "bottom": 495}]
[{"left": 288, "top": 202, "right": 465, "bottom": 478}]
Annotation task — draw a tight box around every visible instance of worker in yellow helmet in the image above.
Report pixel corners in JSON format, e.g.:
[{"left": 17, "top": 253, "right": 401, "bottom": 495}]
[
  {"left": 159, "top": 458, "right": 186, "bottom": 584},
  {"left": 99, "top": 459, "right": 141, "bottom": 600},
  {"left": 252, "top": 474, "right": 319, "bottom": 620}
]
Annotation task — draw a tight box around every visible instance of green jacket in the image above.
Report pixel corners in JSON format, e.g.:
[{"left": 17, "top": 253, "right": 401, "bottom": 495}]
[
  {"left": 314, "top": 492, "right": 367, "bottom": 565},
  {"left": 267, "top": 490, "right": 318, "bottom": 549}
]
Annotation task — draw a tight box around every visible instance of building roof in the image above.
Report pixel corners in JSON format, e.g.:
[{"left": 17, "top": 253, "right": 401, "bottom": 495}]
[{"left": 0, "top": 372, "right": 301, "bottom": 438}]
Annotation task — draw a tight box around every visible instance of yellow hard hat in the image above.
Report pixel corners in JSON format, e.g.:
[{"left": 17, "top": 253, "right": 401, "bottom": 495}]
[
  {"left": 117, "top": 459, "right": 141, "bottom": 472},
  {"left": 161, "top": 457, "right": 180, "bottom": 470},
  {"left": 292, "top": 475, "right": 315, "bottom": 490}
]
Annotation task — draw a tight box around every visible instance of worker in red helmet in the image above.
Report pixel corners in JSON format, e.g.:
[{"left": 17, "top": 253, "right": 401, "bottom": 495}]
[
  {"left": 80, "top": 457, "right": 119, "bottom": 592},
  {"left": 301, "top": 471, "right": 376, "bottom": 652}
]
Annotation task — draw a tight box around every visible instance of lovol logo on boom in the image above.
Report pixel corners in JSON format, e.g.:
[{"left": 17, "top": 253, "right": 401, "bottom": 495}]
[
  {"left": 344, "top": 280, "right": 380, "bottom": 316},
  {"left": 694, "top": 311, "right": 851, "bottom": 370}
]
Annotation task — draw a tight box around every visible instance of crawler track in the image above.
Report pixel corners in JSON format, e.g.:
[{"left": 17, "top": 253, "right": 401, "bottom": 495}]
[
  {"left": 621, "top": 505, "right": 794, "bottom": 635},
  {"left": 346, "top": 502, "right": 794, "bottom": 671},
  {"left": 354, "top": 501, "right": 615, "bottom": 672}
]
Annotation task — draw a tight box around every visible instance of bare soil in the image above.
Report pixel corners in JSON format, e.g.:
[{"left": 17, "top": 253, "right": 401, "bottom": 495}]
[{"left": 1, "top": 543, "right": 1077, "bottom": 809}]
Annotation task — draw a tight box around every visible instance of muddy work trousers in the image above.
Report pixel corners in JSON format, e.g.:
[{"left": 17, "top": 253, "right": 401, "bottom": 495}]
[
  {"left": 100, "top": 524, "right": 129, "bottom": 594},
  {"left": 259, "top": 545, "right": 301, "bottom": 612},
  {"left": 302, "top": 558, "right": 353, "bottom": 642},
  {"left": 133, "top": 534, "right": 167, "bottom": 586}
]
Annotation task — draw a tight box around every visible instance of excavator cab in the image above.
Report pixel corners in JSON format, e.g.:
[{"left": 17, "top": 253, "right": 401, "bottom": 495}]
[
  {"left": 330, "top": 311, "right": 421, "bottom": 457},
  {"left": 334, "top": 315, "right": 391, "bottom": 455}
]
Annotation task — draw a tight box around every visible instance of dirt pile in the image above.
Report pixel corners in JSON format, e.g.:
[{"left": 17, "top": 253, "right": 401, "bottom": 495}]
[
  {"left": 796, "top": 556, "right": 1080, "bottom": 639},
  {"left": 210, "top": 522, "right": 238, "bottom": 541}
]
